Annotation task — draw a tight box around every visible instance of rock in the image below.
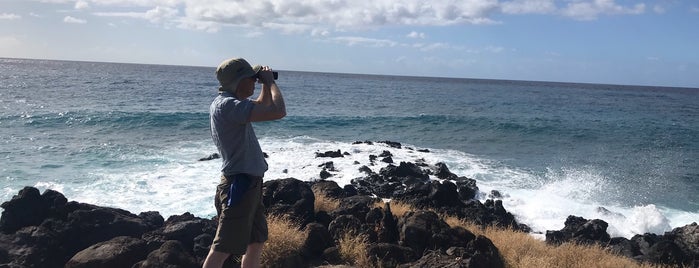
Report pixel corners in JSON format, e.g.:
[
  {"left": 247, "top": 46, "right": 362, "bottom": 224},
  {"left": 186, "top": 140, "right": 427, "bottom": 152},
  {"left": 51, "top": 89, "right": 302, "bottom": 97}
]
[
  {"left": 318, "top": 161, "right": 337, "bottom": 171},
  {"left": 398, "top": 211, "right": 475, "bottom": 255},
  {"left": 133, "top": 240, "right": 198, "bottom": 268},
  {"left": 377, "top": 203, "right": 399, "bottom": 244},
  {"left": 65, "top": 236, "right": 148, "bottom": 268},
  {"left": 463, "top": 235, "right": 505, "bottom": 268},
  {"left": 545, "top": 215, "right": 610, "bottom": 245},
  {"left": 641, "top": 240, "right": 688, "bottom": 266},
  {"left": 328, "top": 215, "right": 363, "bottom": 240},
  {"left": 607, "top": 237, "right": 641, "bottom": 259},
  {"left": 382, "top": 156, "right": 394, "bottom": 163},
  {"left": 434, "top": 162, "right": 458, "bottom": 180},
  {"left": 320, "top": 169, "right": 333, "bottom": 179},
  {"left": 458, "top": 200, "right": 523, "bottom": 230},
  {"left": 161, "top": 217, "right": 207, "bottom": 249},
  {"left": 138, "top": 211, "right": 164, "bottom": 231},
  {"left": 302, "top": 223, "right": 333, "bottom": 257},
  {"left": 263, "top": 178, "right": 315, "bottom": 226},
  {"left": 322, "top": 246, "right": 343, "bottom": 265},
  {"left": 332, "top": 195, "right": 377, "bottom": 220},
  {"left": 453, "top": 177, "right": 478, "bottom": 201},
  {"left": 310, "top": 180, "right": 345, "bottom": 199},
  {"left": 666, "top": 222, "right": 698, "bottom": 263},
  {"left": 367, "top": 243, "right": 416, "bottom": 267},
  {"left": 316, "top": 150, "right": 344, "bottom": 158},
  {"left": 397, "top": 251, "right": 465, "bottom": 268},
  {"left": 378, "top": 141, "right": 402, "bottom": 149},
  {"left": 1, "top": 187, "right": 49, "bottom": 234},
  {"left": 380, "top": 162, "right": 429, "bottom": 181},
  {"left": 198, "top": 153, "right": 220, "bottom": 161}
]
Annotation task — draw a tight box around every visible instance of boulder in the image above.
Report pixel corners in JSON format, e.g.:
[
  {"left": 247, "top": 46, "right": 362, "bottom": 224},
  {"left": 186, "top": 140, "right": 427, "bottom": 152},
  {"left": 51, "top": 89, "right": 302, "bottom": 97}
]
[
  {"left": 545, "top": 215, "right": 610, "bottom": 245},
  {"left": 132, "top": 240, "right": 198, "bottom": 268},
  {"left": 263, "top": 178, "right": 315, "bottom": 226},
  {"left": 65, "top": 236, "right": 148, "bottom": 268},
  {"left": 398, "top": 211, "right": 475, "bottom": 255},
  {"left": 302, "top": 223, "right": 334, "bottom": 257},
  {"left": 367, "top": 243, "right": 416, "bottom": 267},
  {"left": 311, "top": 180, "right": 345, "bottom": 199}
]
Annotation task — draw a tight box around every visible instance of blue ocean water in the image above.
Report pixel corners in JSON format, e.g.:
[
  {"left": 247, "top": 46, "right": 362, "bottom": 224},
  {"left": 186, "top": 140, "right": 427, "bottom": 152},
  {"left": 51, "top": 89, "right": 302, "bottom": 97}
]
[{"left": 1, "top": 58, "right": 697, "bottom": 238}]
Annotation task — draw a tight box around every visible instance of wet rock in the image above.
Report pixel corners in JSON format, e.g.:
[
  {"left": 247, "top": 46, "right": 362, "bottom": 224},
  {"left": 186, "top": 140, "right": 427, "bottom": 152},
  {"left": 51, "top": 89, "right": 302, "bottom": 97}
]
[
  {"left": 197, "top": 153, "right": 220, "bottom": 161},
  {"left": 316, "top": 150, "right": 344, "bottom": 158},
  {"left": 545, "top": 215, "right": 610, "bottom": 245}
]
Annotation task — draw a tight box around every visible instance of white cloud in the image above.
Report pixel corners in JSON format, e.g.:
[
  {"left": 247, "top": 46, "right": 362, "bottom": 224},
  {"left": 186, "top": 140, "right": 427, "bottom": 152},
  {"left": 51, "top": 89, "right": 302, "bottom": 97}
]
[
  {"left": 0, "top": 13, "right": 22, "bottom": 20},
  {"left": 332, "top": 36, "right": 398, "bottom": 47},
  {"left": 561, "top": 0, "right": 645, "bottom": 21},
  {"left": 75, "top": 0, "right": 89, "bottom": 10},
  {"left": 501, "top": 0, "right": 556, "bottom": 14},
  {"left": 407, "top": 31, "right": 425, "bottom": 39},
  {"left": 63, "top": 16, "right": 87, "bottom": 24},
  {"left": 184, "top": 0, "right": 502, "bottom": 31},
  {"left": 144, "top": 6, "right": 178, "bottom": 23},
  {"left": 95, "top": 6, "right": 177, "bottom": 23},
  {"left": 39, "top": 0, "right": 651, "bottom": 34}
]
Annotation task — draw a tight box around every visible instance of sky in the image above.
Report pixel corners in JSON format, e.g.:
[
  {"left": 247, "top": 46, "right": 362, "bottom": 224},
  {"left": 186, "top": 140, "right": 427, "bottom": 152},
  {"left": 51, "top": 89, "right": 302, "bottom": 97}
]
[{"left": 1, "top": 0, "right": 698, "bottom": 88}]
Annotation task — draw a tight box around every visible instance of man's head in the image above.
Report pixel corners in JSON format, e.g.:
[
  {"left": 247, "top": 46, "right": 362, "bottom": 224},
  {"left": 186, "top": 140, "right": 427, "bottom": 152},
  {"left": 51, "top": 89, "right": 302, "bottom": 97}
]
[{"left": 216, "top": 58, "right": 261, "bottom": 93}]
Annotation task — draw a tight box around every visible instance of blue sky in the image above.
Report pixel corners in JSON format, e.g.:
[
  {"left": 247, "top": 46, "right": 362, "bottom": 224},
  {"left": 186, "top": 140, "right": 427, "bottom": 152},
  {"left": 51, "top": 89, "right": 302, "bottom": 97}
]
[{"left": 1, "top": 0, "right": 698, "bottom": 88}]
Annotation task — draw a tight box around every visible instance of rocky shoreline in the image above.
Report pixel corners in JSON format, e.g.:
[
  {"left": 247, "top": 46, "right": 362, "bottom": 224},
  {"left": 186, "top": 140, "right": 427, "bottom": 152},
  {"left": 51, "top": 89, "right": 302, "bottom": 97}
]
[{"left": 1, "top": 141, "right": 697, "bottom": 267}]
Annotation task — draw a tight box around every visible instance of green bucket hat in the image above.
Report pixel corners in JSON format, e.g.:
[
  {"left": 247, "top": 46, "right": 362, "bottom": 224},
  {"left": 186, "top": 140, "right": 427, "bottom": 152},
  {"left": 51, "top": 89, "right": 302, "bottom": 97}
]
[{"left": 215, "top": 58, "right": 262, "bottom": 91}]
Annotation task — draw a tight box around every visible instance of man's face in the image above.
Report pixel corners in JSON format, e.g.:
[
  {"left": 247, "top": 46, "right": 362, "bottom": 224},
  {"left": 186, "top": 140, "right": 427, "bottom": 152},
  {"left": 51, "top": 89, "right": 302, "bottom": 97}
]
[{"left": 235, "top": 77, "right": 257, "bottom": 98}]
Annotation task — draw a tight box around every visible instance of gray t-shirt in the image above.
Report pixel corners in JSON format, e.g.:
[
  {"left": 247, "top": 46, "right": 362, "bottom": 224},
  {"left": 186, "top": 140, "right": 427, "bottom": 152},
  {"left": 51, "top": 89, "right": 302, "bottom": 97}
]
[{"left": 209, "top": 92, "right": 268, "bottom": 177}]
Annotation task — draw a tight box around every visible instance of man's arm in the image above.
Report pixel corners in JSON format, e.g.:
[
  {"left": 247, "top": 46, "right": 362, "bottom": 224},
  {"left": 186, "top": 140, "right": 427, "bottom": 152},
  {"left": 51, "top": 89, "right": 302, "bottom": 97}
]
[{"left": 249, "top": 68, "right": 286, "bottom": 122}]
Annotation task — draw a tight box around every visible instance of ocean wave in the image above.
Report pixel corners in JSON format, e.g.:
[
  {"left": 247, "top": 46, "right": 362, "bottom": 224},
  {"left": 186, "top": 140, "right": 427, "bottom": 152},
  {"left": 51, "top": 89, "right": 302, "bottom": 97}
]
[{"left": 9, "top": 111, "right": 209, "bottom": 130}]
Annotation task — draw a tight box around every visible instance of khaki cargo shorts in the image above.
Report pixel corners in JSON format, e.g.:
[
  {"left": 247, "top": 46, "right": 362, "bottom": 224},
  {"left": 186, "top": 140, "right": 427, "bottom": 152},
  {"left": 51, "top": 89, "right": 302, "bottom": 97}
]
[{"left": 212, "top": 174, "right": 268, "bottom": 255}]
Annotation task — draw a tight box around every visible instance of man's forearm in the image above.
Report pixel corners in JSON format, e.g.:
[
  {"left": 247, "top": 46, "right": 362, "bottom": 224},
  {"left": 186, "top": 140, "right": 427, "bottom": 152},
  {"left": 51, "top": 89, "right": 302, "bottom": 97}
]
[{"left": 269, "top": 83, "right": 286, "bottom": 115}]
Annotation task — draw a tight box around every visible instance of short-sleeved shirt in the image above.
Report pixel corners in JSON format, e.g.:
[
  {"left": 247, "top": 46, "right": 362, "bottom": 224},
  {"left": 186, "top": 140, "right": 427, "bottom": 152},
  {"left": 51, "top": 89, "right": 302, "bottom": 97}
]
[{"left": 209, "top": 91, "right": 268, "bottom": 177}]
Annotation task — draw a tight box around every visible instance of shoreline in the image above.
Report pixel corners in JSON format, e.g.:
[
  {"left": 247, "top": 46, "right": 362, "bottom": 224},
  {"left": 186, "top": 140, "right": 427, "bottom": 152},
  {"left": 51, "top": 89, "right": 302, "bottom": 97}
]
[{"left": 2, "top": 143, "right": 697, "bottom": 267}]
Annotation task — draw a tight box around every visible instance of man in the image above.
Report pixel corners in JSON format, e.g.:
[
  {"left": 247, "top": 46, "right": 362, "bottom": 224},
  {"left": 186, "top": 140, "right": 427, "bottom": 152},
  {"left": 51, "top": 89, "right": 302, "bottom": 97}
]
[{"left": 204, "top": 58, "right": 286, "bottom": 268}]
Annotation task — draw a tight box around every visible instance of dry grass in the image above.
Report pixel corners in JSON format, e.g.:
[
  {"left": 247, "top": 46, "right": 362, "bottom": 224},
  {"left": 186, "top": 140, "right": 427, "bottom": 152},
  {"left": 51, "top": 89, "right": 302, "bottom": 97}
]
[
  {"left": 261, "top": 214, "right": 305, "bottom": 267},
  {"left": 337, "top": 231, "right": 373, "bottom": 267},
  {"left": 313, "top": 188, "right": 340, "bottom": 213},
  {"left": 443, "top": 215, "right": 666, "bottom": 268}
]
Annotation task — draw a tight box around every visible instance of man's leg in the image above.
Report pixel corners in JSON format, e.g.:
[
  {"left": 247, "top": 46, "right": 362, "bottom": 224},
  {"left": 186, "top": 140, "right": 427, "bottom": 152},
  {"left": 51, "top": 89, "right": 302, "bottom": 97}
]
[
  {"left": 202, "top": 249, "right": 231, "bottom": 268},
  {"left": 241, "top": 242, "right": 264, "bottom": 268}
]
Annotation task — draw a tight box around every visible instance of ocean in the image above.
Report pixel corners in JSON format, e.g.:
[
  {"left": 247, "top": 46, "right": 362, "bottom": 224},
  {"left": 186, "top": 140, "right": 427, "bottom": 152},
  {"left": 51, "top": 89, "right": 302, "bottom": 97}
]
[{"left": 1, "top": 58, "right": 697, "bottom": 239}]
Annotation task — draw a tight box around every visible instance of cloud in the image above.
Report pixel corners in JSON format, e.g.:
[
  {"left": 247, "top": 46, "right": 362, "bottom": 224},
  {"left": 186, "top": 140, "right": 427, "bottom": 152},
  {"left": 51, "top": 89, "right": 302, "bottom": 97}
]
[
  {"left": 144, "top": 6, "right": 178, "bottom": 23},
  {"left": 561, "top": 0, "right": 645, "bottom": 21},
  {"left": 407, "top": 31, "right": 426, "bottom": 39},
  {"left": 501, "top": 0, "right": 556, "bottom": 14},
  {"left": 0, "top": 13, "right": 22, "bottom": 20},
  {"left": 63, "top": 16, "right": 87, "bottom": 24},
  {"left": 331, "top": 36, "right": 398, "bottom": 47},
  {"left": 43, "top": 0, "right": 650, "bottom": 34},
  {"left": 94, "top": 6, "right": 177, "bottom": 23},
  {"left": 184, "top": 0, "right": 502, "bottom": 31},
  {"left": 75, "top": 0, "right": 89, "bottom": 10}
]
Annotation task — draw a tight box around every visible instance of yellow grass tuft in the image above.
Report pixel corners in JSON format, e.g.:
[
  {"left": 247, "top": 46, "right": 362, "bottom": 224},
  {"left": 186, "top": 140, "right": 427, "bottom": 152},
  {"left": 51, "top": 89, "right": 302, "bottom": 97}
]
[
  {"left": 313, "top": 188, "right": 340, "bottom": 213},
  {"left": 261, "top": 214, "right": 305, "bottom": 267},
  {"left": 337, "top": 231, "right": 373, "bottom": 267}
]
